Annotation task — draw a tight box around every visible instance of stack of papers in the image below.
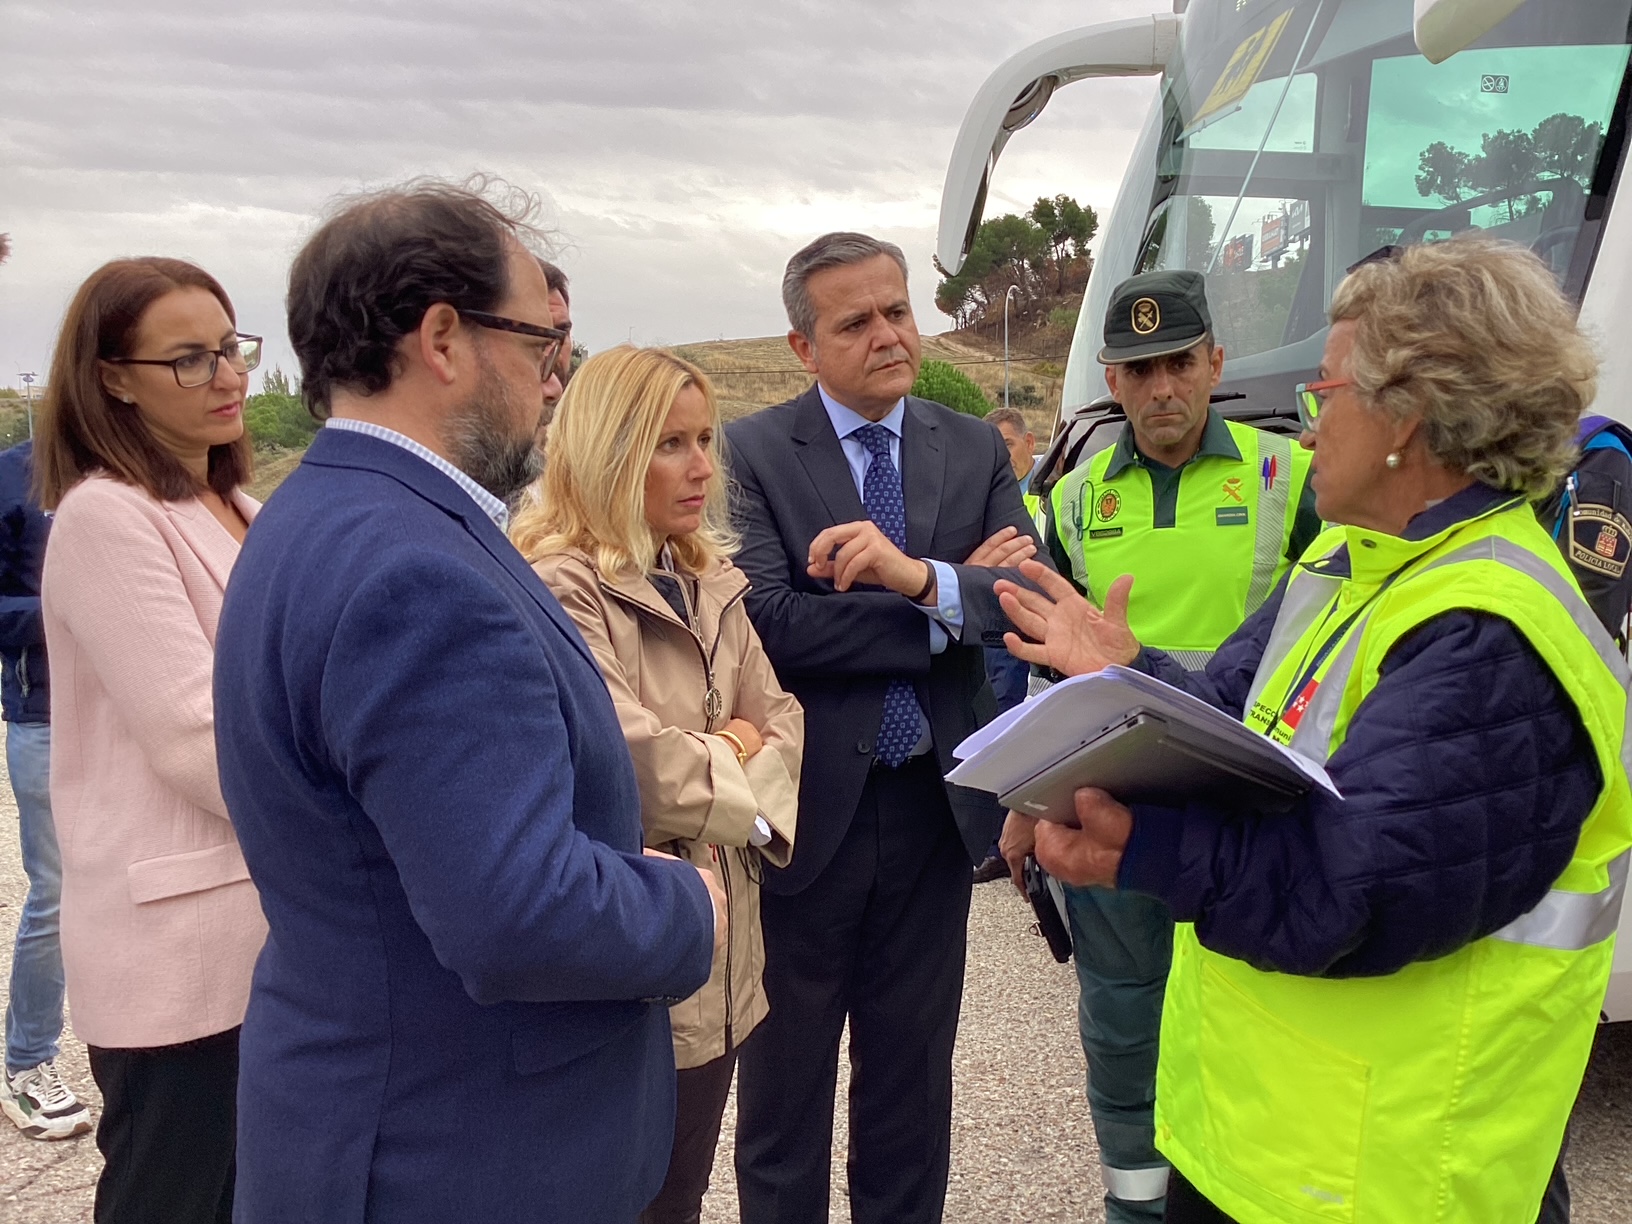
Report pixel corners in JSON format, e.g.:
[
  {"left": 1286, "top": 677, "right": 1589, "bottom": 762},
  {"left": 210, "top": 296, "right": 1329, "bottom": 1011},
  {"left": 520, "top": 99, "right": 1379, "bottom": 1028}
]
[{"left": 948, "top": 666, "right": 1339, "bottom": 818}]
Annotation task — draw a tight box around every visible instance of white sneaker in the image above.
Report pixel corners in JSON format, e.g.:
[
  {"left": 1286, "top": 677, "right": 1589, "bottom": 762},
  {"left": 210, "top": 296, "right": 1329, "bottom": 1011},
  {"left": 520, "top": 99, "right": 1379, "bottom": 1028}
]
[{"left": 1, "top": 1059, "right": 92, "bottom": 1140}]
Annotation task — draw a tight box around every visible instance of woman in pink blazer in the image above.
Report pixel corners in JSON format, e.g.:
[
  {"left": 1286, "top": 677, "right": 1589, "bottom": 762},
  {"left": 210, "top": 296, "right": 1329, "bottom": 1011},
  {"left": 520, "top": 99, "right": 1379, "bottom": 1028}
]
[{"left": 34, "top": 257, "right": 267, "bottom": 1224}]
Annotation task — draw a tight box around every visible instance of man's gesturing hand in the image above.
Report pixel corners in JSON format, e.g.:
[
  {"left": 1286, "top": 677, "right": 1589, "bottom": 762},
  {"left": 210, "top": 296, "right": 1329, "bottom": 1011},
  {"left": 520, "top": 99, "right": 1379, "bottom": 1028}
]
[
  {"left": 995, "top": 560, "right": 1140, "bottom": 677},
  {"left": 964, "top": 525, "right": 1036, "bottom": 569},
  {"left": 1032, "top": 787, "right": 1134, "bottom": 888},
  {"left": 808, "top": 520, "right": 934, "bottom": 603}
]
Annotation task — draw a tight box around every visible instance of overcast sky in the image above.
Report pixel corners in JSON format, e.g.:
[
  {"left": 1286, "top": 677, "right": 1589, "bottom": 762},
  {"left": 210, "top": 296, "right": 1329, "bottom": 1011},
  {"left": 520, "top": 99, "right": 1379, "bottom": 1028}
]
[{"left": 0, "top": 0, "right": 1167, "bottom": 390}]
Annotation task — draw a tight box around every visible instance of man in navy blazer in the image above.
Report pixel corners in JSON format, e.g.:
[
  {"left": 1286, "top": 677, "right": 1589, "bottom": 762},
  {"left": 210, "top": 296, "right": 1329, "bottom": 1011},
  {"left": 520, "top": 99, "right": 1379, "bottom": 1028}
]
[
  {"left": 213, "top": 182, "right": 721, "bottom": 1223},
  {"left": 726, "top": 233, "right": 1046, "bottom": 1223}
]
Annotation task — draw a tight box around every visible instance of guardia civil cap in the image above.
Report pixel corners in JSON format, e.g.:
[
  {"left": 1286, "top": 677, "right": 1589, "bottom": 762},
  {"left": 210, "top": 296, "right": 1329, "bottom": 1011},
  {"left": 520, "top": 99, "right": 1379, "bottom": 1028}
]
[{"left": 1098, "top": 269, "right": 1214, "bottom": 364}]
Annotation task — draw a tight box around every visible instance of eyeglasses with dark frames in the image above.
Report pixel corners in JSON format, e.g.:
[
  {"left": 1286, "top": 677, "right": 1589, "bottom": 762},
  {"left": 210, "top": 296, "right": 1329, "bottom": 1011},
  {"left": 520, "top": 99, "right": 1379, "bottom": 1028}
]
[
  {"left": 459, "top": 310, "right": 568, "bottom": 381},
  {"left": 106, "top": 334, "right": 263, "bottom": 389}
]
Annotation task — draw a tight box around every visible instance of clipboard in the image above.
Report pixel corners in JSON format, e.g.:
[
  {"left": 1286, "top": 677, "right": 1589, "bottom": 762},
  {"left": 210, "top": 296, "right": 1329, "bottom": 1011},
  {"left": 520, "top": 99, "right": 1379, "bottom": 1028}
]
[
  {"left": 998, "top": 707, "right": 1305, "bottom": 823},
  {"left": 949, "top": 665, "right": 1338, "bottom": 819}
]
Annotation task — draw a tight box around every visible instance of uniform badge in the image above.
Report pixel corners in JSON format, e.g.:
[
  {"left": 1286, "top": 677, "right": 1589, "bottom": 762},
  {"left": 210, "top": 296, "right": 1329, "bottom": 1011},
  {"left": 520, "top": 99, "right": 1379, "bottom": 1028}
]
[
  {"left": 1222, "top": 476, "right": 1245, "bottom": 503},
  {"left": 1571, "top": 501, "right": 1632, "bottom": 579},
  {"left": 1097, "top": 490, "right": 1122, "bottom": 522},
  {"left": 1131, "top": 298, "right": 1161, "bottom": 335}
]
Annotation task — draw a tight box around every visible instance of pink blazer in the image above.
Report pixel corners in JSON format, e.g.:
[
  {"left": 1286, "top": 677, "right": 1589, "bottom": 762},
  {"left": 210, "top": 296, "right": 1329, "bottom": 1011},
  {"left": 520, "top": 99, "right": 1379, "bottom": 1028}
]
[{"left": 42, "top": 474, "right": 267, "bottom": 1049}]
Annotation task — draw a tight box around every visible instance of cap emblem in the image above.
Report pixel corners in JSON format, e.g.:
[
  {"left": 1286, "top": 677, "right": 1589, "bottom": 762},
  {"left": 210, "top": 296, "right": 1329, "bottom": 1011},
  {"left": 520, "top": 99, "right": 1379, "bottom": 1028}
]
[{"left": 1131, "top": 298, "right": 1161, "bottom": 335}]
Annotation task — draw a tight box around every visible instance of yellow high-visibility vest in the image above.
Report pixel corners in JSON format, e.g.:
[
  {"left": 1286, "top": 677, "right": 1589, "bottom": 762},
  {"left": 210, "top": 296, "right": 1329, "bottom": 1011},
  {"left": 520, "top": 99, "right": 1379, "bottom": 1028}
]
[{"left": 1156, "top": 498, "right": 1632, "bottom": 1224}]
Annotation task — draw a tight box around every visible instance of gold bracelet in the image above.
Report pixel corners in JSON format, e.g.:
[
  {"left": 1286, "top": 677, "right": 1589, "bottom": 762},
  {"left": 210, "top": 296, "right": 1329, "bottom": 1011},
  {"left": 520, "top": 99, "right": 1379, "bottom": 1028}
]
[{"left": 718, "top": 730, "right": 749, "bottom": 766}]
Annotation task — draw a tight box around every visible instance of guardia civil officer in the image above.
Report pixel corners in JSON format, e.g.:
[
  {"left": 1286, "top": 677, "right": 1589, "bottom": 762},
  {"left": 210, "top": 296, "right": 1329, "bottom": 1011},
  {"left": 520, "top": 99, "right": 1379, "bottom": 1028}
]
[{"left": 1002, "top": 269, "right": 1320, "bottom": 1224}]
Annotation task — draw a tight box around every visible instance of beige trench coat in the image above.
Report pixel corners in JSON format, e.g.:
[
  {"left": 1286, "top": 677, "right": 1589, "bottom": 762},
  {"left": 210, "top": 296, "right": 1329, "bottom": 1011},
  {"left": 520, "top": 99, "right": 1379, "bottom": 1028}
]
[{"left": 534, "top": 549, "right": 801, "bottom": 1068}]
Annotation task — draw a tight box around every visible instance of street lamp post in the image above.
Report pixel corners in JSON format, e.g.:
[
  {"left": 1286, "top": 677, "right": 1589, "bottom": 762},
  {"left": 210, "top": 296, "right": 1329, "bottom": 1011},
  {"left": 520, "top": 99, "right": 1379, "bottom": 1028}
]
[
  {"left": 1003, "top": 284, "right": 1021, "bottom": 410},
  {"left": 19, "top": 372, "right": 35, "bottom": 439}
]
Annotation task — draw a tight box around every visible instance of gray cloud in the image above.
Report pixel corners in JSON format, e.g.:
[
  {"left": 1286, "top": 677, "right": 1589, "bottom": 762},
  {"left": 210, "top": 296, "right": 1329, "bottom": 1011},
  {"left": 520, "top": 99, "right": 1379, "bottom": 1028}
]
[{"left": 0, "top": 0, "right": 1166, "bottom": 383}]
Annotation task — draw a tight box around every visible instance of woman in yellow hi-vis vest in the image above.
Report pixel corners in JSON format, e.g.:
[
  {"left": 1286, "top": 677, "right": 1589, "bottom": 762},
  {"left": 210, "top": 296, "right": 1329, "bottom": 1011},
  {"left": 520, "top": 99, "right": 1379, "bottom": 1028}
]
[{"left": 995, "top": 235, "right": 1631, "bottom": 1224}]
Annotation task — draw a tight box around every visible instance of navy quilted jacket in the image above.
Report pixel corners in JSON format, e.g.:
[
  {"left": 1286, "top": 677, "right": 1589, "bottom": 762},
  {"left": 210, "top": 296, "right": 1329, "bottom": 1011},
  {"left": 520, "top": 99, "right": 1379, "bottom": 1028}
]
[{"left": 1118, "top": 483, "right": 1603, "bottom": 978}]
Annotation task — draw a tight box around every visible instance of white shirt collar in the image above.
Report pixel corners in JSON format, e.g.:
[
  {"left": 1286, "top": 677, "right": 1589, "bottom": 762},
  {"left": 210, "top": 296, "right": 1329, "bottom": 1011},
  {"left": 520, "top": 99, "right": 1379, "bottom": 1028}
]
[{"left": 323, "top": 418, "right": 511, "bottom": 531}]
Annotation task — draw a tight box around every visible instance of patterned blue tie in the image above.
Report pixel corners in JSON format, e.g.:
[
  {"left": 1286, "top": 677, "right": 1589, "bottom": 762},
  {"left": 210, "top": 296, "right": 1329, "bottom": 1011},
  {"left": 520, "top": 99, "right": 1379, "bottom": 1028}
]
[{"left": 855, "top": 424, "right": 923, "bottom": 768}]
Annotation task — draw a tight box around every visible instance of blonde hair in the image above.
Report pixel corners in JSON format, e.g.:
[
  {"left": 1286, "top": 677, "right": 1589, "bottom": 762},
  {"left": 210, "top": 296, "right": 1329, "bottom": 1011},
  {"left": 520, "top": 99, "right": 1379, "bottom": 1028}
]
[
  {"left": 1330, "top": 235, "right": 1597, "bottom": 498},
  {"left": 511, "top": 346, "right": 739, "bottom": 575}
]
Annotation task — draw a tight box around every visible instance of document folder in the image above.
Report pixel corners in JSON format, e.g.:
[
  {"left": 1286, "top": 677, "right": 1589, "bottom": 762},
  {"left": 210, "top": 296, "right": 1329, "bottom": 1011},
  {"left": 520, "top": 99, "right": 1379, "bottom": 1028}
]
[{"left": 948, "top": 666, "right": 1339, "bottom": 823}]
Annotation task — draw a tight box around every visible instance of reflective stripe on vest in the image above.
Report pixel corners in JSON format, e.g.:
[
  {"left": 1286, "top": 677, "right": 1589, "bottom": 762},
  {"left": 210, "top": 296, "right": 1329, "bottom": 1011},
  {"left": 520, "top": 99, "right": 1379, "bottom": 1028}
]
[
  {"left": 1165, "top": 648, "right": 1215, "bottom": 670},
  {"left": 1245, "top": 431, "right": 1294, "bottom": 614},
  {"left": 1260, "top": 531, "right": 1632, "bottom": 952},
  {"left": 1101, "top": 1162, "right": 1170, "bottom": 1203}
]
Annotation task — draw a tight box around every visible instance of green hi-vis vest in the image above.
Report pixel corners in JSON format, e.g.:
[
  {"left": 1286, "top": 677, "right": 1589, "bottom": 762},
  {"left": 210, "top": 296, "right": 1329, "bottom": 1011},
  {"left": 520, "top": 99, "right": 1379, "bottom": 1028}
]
[
  {"left": 1156, "top": 499, "right": 1632, "bottom": 1224},
  {"left": 1050, "top": 419, "right": 1313, "bottom": 668}
]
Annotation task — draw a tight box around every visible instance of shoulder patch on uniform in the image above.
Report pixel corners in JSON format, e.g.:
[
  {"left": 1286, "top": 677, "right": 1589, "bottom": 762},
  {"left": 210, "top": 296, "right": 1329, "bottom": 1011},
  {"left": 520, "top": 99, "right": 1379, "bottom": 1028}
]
[{"left": 1570, "top": 501, "right": 1632, "bottom": 579}]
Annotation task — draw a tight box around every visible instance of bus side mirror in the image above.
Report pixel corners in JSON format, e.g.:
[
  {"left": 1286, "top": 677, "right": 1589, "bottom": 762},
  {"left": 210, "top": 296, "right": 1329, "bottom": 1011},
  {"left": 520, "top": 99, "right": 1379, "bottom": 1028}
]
[
  {"left": 937, "top": 14, "right": 1181, "bottom": 276},
  {"left": 1413, "top": 0, "right": 1529, "bottom": 65}
]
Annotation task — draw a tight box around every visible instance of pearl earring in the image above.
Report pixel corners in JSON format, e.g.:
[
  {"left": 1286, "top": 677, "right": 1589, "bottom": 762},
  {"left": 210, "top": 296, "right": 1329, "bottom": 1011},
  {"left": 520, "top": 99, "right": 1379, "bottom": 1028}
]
[{"left": 1385, "top": 452, "right": 1402, "bottom": 469}]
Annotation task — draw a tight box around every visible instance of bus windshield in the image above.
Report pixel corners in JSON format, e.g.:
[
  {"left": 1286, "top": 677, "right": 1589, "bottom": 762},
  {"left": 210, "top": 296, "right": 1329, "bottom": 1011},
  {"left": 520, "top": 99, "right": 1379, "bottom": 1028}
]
[{"left": 1128, "top": 0, "right": 1632, "bottom": 402}]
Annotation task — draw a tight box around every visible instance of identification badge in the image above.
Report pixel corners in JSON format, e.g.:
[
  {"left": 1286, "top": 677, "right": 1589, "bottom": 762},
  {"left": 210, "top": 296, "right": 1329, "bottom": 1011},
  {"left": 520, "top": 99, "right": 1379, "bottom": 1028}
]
[
  {"left": 1089, "top": 527, "right": 1124, "bottom": 540},
  {"left": 1216, "top": 506, "right": 1250, "bottom": 527}
]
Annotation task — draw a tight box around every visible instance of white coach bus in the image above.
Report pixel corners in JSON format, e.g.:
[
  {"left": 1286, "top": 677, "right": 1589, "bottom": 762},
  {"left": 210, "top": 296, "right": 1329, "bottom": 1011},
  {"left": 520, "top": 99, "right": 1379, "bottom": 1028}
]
[{"left": 937, "top": 0, "right": 1632, "bottom": 1019}]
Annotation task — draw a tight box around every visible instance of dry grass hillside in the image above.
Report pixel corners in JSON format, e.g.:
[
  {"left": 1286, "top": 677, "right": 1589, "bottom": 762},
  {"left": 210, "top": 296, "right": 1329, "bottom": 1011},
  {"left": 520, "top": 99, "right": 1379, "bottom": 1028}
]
[{"left": 241, "top": 331, "right": 1067, "bottom": 499}]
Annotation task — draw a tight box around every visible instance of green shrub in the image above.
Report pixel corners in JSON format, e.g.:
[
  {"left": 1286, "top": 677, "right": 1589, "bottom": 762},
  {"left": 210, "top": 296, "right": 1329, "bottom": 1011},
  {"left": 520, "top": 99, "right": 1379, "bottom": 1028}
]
[
  {"left": 244, "top": 368, "right": 319, "bottom": 452},
  {"left": 911, "top": 360, "right": 991, "bottom": 418},
  {"left": 1047, "top": 306, "right": 1080, "bottom": 332}
]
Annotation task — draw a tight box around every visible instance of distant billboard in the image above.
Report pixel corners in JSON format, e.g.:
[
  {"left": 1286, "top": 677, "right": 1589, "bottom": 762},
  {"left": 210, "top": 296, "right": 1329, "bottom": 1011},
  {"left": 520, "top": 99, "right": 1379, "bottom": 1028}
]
[
  {"left": 1222, "top": 233, "right": 1255, "bottom": 273},
  {"left": 1288, "top": 198, "right": 1310, "bottom": 239},
  {"left": 1261, "top": 214, "right": 1287, "bottom": 262}
]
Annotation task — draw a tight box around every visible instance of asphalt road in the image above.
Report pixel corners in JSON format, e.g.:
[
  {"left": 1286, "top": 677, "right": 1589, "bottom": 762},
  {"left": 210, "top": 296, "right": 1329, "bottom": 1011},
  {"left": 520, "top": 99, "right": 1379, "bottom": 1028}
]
[{"left": 0, "top": 748, "right": 1626, "bottom": 1222}]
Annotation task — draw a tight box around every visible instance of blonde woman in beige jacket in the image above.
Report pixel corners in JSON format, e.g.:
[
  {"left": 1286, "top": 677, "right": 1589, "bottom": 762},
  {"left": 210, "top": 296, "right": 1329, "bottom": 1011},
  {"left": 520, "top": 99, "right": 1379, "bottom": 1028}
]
[{"left": 514, "top": 345, "right": 800, "bottom": 1224}]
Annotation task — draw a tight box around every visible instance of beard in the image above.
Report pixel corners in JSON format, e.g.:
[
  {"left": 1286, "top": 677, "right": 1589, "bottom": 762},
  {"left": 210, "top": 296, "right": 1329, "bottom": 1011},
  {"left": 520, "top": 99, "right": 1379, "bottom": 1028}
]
[{"left": 444, "top": 352, "right": 544, "bottom": 505}]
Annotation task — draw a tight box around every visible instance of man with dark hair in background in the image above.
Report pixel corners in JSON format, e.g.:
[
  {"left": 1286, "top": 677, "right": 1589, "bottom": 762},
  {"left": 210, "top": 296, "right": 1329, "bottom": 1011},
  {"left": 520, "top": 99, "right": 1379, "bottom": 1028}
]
[
  {"left": 213, "top": 179, "right": 722, "bottom": 1224},
  {"left": 726, "top": 231, "right": 1043, "bottom": 1224},
  {"left": 537, "top": 258, "right": 574, "bottom": 429}
]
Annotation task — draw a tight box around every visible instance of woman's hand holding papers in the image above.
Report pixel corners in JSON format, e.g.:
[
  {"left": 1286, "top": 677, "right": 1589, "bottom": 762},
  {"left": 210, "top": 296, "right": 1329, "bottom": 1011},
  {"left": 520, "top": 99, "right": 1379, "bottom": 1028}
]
[
  {"left": 995, "top": 561, "right": 1140, "bottom": 677},
  {"left": 1033, "top": 787, "right": 1134, "bottom": 888}
]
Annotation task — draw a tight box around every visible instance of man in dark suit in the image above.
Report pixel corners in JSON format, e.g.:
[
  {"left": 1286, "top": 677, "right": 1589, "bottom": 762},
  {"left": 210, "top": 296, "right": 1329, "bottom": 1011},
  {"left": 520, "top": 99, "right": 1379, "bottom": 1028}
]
[
  {"left": 727, "top": 232, "right": 1046, "bottom": 1223},
  {"left": 213, "top": 181, "right": 723, "bottom": 1223}
]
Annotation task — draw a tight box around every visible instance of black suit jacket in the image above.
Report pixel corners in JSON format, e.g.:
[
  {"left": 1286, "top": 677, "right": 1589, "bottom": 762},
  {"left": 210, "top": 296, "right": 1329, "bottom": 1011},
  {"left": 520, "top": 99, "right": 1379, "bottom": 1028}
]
[{"left": 725, "top": 385, "right": 1047, "bottom": 894}]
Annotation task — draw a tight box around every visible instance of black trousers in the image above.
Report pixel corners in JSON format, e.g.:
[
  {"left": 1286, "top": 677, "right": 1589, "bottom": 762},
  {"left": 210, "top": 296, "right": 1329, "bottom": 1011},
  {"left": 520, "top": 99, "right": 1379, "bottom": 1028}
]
[
  {"left": 640, "top": 1040, "right": 739, "bottom": 1224},
  {"left": 735, "top": 754, "right": 974, "bottom": 1224},
  {"left": 1164, "top": 1150, "right": 1574, "bottom": 1224},
  {"left": 87, "top": 1027, "right": 239, "bottom": 1224}
]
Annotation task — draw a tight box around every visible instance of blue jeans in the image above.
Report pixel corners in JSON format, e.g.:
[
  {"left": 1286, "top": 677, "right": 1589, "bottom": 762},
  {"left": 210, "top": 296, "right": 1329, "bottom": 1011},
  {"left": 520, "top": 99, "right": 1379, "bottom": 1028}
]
[{"left": 5, "top": 721, "right": 64, "bottom": 1074}]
